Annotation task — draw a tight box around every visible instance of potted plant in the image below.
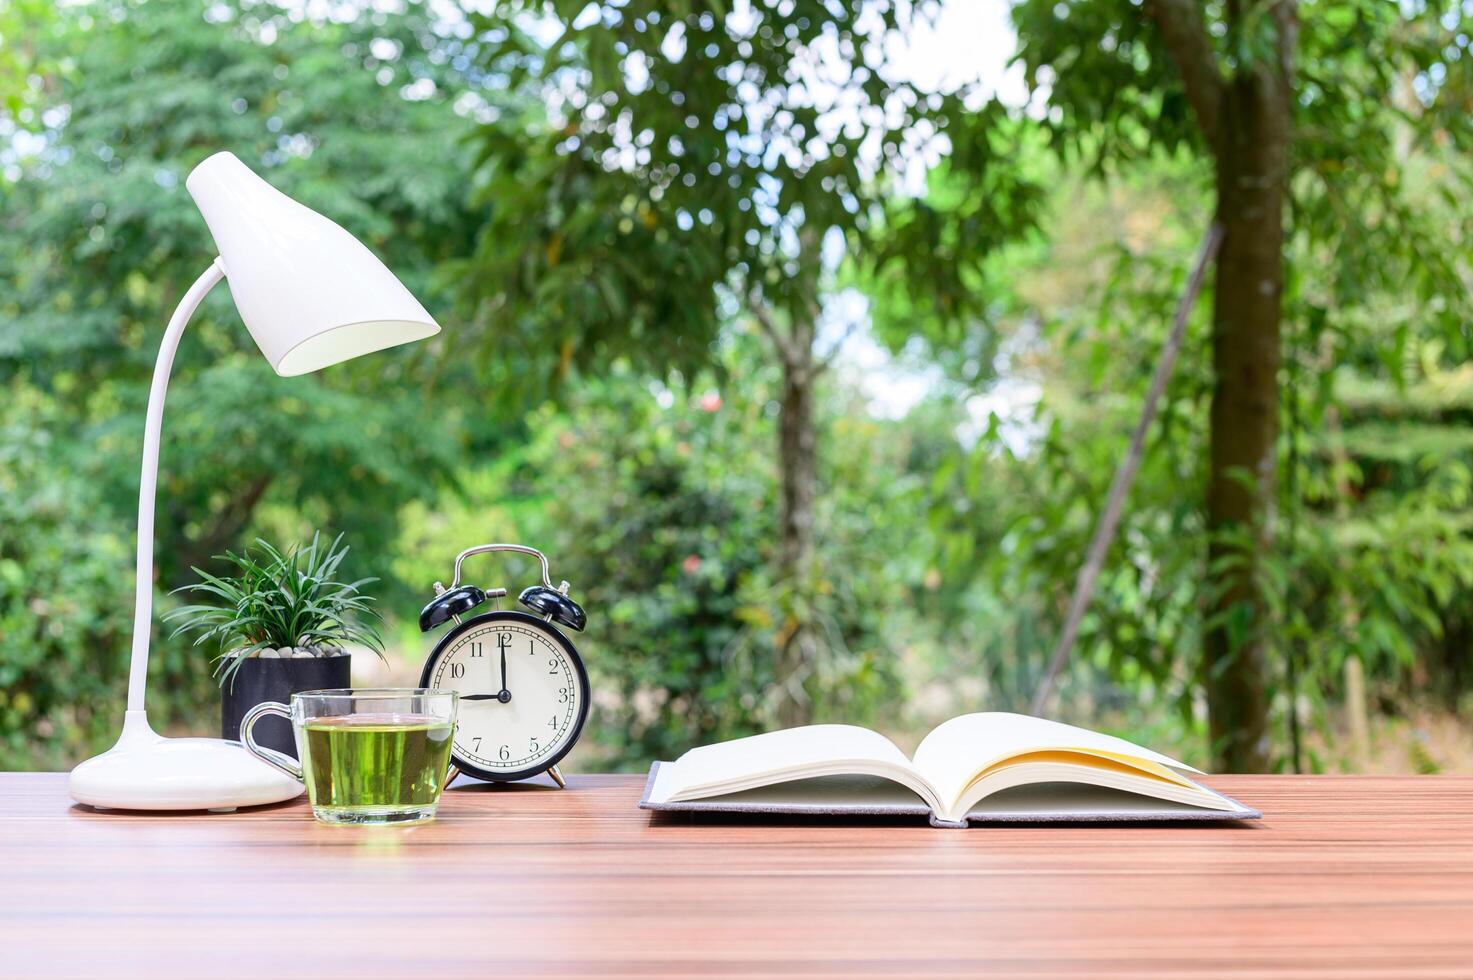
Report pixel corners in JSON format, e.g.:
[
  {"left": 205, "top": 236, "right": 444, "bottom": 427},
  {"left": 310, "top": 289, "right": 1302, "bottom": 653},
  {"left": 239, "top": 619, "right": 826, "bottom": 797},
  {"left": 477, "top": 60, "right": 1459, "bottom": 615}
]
[{"left": 166, "top": 532, "right": 385, "bottom": 759}]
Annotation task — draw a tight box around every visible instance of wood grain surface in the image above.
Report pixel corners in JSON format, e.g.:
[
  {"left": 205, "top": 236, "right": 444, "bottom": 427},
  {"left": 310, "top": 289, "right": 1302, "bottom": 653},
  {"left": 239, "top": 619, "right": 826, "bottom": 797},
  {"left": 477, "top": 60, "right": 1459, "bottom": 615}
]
[{"left": 2, "top": 773, "right": 1471, "bottom": 979}]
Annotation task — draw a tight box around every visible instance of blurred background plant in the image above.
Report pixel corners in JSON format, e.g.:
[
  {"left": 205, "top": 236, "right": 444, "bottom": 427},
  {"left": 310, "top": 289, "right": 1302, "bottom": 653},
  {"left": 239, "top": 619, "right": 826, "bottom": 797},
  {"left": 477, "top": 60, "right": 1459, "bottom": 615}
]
[{"left": 1, "top": 0, "right": 1469, "bottom": 774}]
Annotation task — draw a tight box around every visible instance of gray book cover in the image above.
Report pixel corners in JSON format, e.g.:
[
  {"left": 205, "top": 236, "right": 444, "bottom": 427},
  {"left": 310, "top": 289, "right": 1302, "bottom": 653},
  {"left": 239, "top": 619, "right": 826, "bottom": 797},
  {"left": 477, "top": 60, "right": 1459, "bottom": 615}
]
[{"left": 637, "top": 762, "right": 1261, "bottom": 828}]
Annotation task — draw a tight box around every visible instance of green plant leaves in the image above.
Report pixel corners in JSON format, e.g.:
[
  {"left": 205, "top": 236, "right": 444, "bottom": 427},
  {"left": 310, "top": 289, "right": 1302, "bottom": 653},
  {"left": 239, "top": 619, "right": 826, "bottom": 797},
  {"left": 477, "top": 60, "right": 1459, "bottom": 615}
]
[{"left": 164, "top": 532, "right": 385, "bottom": 687}]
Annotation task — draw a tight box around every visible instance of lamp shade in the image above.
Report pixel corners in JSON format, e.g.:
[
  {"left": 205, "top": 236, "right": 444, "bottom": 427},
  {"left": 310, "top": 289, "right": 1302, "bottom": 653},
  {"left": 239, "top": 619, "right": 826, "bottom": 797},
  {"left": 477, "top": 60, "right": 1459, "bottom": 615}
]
[{"left": 185, "top": 151, "right": 439, "bottom": 376}]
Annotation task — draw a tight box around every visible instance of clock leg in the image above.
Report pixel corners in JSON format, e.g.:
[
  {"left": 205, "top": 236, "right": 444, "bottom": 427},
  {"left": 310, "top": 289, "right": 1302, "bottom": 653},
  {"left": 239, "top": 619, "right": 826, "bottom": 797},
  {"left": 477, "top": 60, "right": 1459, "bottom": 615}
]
[{"left": 547, "top": 765, "right": 566, "bottom": 789}]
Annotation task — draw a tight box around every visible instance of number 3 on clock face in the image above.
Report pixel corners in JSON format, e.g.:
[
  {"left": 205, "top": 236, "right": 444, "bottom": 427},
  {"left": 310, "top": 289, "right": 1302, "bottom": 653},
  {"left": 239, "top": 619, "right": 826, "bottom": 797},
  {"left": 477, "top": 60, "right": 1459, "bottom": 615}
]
[{"left": 421, "top": 612, "right": 590, "bottom": 782}]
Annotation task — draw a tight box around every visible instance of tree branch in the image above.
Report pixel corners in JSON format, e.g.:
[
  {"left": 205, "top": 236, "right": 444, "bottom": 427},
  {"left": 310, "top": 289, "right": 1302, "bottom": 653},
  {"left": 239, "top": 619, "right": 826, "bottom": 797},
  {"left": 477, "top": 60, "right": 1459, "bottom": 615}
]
[
  {"left": 1148, "top": 0, "right": 1226, "bottom": 152},
  {"left": 173, "top": 473, "right": 274, "bottom": 581},
  {"left": 1271, "top": 0, "right": 1297, "bottom": 89},
  {"left": 1031, "top": 222, "right": 1224, "bottom": 716},
  {"left": 748, "top": 288, "right": 802, "bottom": 369}
]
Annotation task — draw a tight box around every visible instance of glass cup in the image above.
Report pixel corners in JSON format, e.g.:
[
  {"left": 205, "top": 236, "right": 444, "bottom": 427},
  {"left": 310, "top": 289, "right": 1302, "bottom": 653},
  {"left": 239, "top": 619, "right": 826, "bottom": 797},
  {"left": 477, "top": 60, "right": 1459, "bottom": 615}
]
[{"left": 241, "top": 688, "right": 458, "bottom": 826}]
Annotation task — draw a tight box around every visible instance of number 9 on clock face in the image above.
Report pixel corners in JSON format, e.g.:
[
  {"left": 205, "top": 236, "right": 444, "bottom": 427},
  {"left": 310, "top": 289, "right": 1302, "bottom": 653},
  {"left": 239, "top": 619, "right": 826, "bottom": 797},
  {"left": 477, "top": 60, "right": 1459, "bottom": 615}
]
[{"left": 420, "top": 612, "right": 590, "bottom": 782}]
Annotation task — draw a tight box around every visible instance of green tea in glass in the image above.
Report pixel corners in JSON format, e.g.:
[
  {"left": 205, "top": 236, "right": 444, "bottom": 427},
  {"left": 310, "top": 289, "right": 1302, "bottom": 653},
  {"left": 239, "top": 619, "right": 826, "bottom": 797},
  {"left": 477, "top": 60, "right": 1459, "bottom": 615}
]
[{"left": 241, "top": 688, "right": 457, "bottom": 825}]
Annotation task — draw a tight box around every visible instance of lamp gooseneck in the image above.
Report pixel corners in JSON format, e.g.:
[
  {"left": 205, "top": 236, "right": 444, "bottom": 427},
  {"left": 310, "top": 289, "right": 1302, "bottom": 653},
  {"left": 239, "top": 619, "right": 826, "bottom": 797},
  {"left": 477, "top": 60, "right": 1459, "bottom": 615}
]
[
  {"left": 124, "top": 259, "right": 225, "bottom": 713},
  {"left": 69, "top": 255, "right": 303, "bottom": 811}
]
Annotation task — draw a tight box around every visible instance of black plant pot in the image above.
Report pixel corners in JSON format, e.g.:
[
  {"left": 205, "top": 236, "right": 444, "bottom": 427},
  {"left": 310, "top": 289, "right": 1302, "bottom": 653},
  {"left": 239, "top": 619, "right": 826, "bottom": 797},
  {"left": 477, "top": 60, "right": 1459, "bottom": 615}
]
[{"left": 221, "top": 653, "right": 351, "bottom": 760}]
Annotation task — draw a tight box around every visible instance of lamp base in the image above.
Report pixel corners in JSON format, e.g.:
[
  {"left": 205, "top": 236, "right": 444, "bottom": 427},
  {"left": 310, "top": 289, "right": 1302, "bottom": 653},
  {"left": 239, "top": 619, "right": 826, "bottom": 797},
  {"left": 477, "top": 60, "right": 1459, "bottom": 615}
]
[{"left": 69, "top": 710, "right": 303, "bottom": 811}]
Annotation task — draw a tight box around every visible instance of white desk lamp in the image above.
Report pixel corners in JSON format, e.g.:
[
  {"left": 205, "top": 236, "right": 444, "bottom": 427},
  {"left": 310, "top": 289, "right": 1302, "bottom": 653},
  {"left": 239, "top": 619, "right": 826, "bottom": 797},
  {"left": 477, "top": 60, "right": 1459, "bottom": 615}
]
[{"left": 68, "top": 151, "right": 441, "bottom": 811}]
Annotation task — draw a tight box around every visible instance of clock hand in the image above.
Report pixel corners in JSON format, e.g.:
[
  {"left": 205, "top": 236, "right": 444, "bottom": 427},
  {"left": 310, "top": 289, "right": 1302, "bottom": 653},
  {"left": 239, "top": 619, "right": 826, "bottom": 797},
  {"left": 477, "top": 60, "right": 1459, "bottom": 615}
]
[
  {"left": 457, "top": 644, "right": 514, "bottom": 702},
  {"left": 462, "top": 690, "right": 513, "bottom": 703}
]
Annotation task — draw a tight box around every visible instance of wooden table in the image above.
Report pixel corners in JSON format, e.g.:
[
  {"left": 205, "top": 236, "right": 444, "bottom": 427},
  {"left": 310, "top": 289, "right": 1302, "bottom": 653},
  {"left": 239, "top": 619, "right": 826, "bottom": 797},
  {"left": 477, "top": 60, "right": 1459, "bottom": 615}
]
[{"left": 2, "top": 774, "right": 1471, "bottom": 978}]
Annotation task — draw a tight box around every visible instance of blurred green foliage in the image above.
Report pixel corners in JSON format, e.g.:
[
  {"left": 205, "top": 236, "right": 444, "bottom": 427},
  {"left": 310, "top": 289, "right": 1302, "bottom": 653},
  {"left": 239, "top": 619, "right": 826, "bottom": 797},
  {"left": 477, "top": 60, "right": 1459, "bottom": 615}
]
[
  {"left": 921, "top": 154, "right": 1473, "bottom": 769},
  {"left": 516, "top": 333, "right": 937, "bottom": 764},
  {"left": 459, "top": 0, "right": 1041, "bottom": 729},
  {"left": 0, "top": 395, "right": 142, "bottom": 768},
  {"left": 0, "top": 0, "right": 474, "bottom": 763},
  {"left": 1, "top": 0, "right": 1470, "bottom": 776},
  {"left": 457, "top": 0, "right": 1029, "bottom": 384},
  {"left": 391, "top": 329, "right": 946, "bottom": 767}
]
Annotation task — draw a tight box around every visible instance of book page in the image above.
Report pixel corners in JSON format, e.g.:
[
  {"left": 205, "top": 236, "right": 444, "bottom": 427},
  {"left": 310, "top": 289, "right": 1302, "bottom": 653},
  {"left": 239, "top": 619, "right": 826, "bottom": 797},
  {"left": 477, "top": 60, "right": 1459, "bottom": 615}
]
[
  {"left": 670, "top": 775, "right": 936, "bottom": 811},
  {"left": 965, "top": 782, "right": 1241, "bottom": 818},
  {"left": 944, "top": 756, "right": 1233, "bottom": 822},
  {"left": 912, "top": 713, "right": 1202, "bottom": 812},
  {"left": 646, "top": 725, "right": 941, "bottom": 811}
]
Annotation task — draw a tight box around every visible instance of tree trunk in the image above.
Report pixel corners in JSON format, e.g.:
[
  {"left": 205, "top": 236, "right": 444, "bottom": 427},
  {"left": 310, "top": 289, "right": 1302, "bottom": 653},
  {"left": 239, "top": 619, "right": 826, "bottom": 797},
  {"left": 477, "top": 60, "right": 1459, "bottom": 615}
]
[
  {"left": 1203, "top": 66, "right": 1289, "bottom": 772},
  {"left": 774, "top": 318, "right": 819, "bottom": 727}
]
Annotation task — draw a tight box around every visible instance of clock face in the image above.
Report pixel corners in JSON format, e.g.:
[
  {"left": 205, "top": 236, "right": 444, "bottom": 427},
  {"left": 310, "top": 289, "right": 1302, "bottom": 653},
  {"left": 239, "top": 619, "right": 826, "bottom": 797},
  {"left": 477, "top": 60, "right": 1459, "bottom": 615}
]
[{"left": 424, "top": 612, "right": 589, "bottom": 780}]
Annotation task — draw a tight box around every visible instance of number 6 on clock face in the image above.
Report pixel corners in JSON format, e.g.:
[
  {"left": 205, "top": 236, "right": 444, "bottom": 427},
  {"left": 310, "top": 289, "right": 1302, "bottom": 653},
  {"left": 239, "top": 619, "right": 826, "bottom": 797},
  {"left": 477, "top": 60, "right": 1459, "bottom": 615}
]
[{"left": 420, "top": 611, "right": 590, "bottom": 782}]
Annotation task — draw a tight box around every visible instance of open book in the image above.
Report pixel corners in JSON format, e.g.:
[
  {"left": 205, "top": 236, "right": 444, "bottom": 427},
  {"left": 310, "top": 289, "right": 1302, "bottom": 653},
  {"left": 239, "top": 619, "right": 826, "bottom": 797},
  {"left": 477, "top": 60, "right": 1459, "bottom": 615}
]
[{"left": 640, "top": 712, "right": 1258, "bottom": 827}]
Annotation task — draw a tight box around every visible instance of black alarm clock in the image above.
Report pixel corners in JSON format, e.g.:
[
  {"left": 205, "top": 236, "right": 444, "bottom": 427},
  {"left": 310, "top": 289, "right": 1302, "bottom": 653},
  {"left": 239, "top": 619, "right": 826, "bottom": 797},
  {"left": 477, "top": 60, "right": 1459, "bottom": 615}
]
[{"left": 418, "top": 544, "right": 590, "bottom": 788}]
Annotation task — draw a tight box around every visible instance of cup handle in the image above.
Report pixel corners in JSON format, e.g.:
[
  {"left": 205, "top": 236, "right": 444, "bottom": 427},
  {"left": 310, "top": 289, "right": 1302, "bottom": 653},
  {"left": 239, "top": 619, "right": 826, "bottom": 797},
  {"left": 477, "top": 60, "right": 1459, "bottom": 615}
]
[{"left": 239, "top": 701, "right": 303, "bottom": 782}]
